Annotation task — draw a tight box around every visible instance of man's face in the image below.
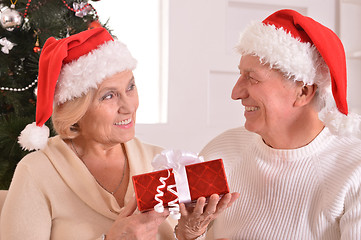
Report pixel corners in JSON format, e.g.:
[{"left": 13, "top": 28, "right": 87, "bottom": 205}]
[{"left": 231, "top": 54, "right": 300, "bottom": 139}]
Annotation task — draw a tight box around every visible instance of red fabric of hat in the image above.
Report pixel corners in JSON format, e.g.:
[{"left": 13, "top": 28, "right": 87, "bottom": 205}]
[
  {"left": 262, "top": 9, "right": 348, "bottom": 115},
  {"left": 36, "top": 27, "right": 113, "bottom": 127}
]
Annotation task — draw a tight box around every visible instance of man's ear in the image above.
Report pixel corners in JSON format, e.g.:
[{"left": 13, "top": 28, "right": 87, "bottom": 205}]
[{"left": 294, "top": 84, "right": 318, "bottom": 107}]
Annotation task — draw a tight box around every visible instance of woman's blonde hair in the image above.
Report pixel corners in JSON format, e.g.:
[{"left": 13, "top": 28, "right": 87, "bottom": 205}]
[{"left": 52, "top": 89, "right": 95, "bottom": 139}]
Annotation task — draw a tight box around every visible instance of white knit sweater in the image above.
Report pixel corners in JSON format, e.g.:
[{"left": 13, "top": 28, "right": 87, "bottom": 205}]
[{"left": 200, "top": 127, "right": 361, "bottom": 240}]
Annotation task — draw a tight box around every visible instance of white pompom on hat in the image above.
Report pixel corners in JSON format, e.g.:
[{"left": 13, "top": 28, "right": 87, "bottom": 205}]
[
  {"left": 236, "top": 9, "right": 361, "bottom": 136},
  {"left": 18, "top": 27, "right": 137, "bottom": 151}
]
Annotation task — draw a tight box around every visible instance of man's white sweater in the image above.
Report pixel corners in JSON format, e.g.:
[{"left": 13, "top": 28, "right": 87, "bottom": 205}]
[{"left": 200, "top": 127, "right": 361, "bottom": 240}]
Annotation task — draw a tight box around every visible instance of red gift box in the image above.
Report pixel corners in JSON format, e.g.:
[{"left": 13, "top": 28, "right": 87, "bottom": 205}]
[{"left": 132, "top": 159, "right": 229, "bottom": 212}]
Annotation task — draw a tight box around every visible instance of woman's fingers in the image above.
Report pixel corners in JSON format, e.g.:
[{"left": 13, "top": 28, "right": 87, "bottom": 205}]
[
  {"left": 179, "top": 202, "right": 188, "bottom": 217},
  {"left": 193, "top": 196, "right": 207, "bottom": 215},
  {"left": 176, "top": 193, "right": 240, "bottom": 240},
  {"left": 143, "top": 208, "right": 170, "bottom": 226},
  {"left": 228, "top": 192, "right": 240, "bottom": 207},
  {"left": 109, "top": 208, "right": 169, "bottom": 239},
  {"left": 213, "top": 193, "right": 231, "bottom": 213},
  {"left": 214, "top": 192, "right": 240, "bottom": 213},
  {"left": 181, "top": 192, "right": 240, "bottom": 218},
  {"left": 203, "top": 194, "right": 220, "bottom": 215},
  {"left": 118, "top": 196, "right": 138, "bottom": 218}
]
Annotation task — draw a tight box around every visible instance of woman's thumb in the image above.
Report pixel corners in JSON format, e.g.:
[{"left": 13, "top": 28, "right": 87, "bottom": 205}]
[{"left": 118, "top": 196, "right": 138, "bottom": 218}]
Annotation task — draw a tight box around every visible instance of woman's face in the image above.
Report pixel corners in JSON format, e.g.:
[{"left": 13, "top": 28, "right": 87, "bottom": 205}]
[
  {"left": 231, "top": 54, "right": 300, "bottom": 138},
  {"left": 78, "top": 70, "right": 139, "bottom": 144}
]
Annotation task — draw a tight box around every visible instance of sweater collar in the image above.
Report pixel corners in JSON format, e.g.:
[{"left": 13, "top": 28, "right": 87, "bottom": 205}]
[
  {"left": 253, "top": 127, "right": 332, "bottom": 161},
  {"left": 42, "top": 136, "right": 148, "bottom": 220}
]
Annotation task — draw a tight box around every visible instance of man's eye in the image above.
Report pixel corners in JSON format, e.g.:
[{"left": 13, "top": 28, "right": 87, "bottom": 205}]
[
  {"left": 250, "top": 78, "right": 259, "bottom": 84},
  {"left": 247, "top": 76, "right": 259, "bottom": 84}
]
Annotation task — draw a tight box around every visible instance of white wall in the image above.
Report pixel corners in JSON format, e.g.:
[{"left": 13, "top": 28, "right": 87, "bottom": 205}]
[
  {"left": 91, "top": 0, "right": 166, "bottom": 124},
  {"left": 340, "top": 0, "right": 361, "bottom": 114},
  {"left": 94, "top": 0, "right": 361, "bottom": 153}
]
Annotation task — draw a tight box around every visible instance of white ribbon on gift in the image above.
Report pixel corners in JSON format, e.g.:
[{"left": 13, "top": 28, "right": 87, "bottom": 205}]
[
  {"left": 151, "top": 149, "right": 204, "bottom": 219},
  {"left": 153, "top": 169, "right": 180, "bottom": 219}
]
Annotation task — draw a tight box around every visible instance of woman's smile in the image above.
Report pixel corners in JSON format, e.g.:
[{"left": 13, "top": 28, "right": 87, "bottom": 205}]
[{"left": 114, "top": 118, "right": 133, "bottom": 129}]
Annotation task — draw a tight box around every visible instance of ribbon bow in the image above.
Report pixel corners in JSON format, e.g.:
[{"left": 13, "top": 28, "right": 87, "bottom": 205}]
[
  {"left": 73, "top": 2, "right": 92, "bottom": 18},
  {"left": 151, "top": 149, "right": 204, "bottom": 219},
  {"left": 0, "top": 37, "right": 15, "bottom": 54}
]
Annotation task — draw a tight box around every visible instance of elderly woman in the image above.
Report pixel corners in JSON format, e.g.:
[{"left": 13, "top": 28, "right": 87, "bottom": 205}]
[
  {"left": 1, "top": 27, "right": 237, "bottom": 240},
  {"left": 0, "top": 27, "right": 173, "bottom": 240},
  {"left": 196, "top": 9, "right": 361, "bottom": 240},
  {"left": 1, "top": 27, "right": 236, "bottom": 240},
  {"left": 0, "top": 28, "right": 171, "bottom": 240}
]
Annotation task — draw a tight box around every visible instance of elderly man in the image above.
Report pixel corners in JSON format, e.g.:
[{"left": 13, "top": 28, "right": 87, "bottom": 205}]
[{"left": 198, "top": 9, "right": 361, "bottom": 240}]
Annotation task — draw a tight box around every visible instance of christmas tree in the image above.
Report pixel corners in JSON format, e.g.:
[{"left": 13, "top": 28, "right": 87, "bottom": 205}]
[{"left": 0, "top": 0, "right": 104, "bottom": 189}]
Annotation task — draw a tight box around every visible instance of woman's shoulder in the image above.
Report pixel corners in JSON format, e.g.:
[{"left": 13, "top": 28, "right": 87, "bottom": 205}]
[
  {"left": 12, "top": 148, "right": 55, "bottom": 188},
  {"left": 18, "top": 147, "right": 50, "bottom": 166},
  {"left": 17, "top": 135, "right": 65, "bottom": 170}
]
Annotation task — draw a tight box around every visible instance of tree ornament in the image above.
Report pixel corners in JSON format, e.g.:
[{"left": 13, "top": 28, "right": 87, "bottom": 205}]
[
  {"left": 62, "top": 0, "right": 98, "bottom": 19},
  {"left": 0, "top": 37, "right": 16, "bottom": 54},
  {"left": 33, "top": 31, "right": 41, "bottom": 53},
  {"left": 0, "top": 79, "right": 38, "bottom": 92},
  {"left": 23, "top": 0, "right": 32, "bottom": 19},
  {"left": 88, "top": 20, "right": 102, "bottom": 30},
  {"left": 0, "top": 1, "right": 22, "bottom": 31},
  {"left": 73, "top": 2, "right": 92, "bottom": 18},
  {"left": 33, "top": 40, "right": 40, "bottom": 53}
]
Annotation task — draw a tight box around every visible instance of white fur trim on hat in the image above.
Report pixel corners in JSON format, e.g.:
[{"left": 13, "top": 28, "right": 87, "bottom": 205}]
[
  {"left": 18, "top": 122, "right": 50, "bottom": 151},
  {"left": 54, "top": 40, "right": 137, "bottom": 104},
  {"left": 236, "top": 21, "right": 331, "bottom": 111},
  {"left": 236, "top": 22, "right": 361, "bottom": 138},
  {"left": 236, "top": 22, "right": 323, "bottom": 86}
]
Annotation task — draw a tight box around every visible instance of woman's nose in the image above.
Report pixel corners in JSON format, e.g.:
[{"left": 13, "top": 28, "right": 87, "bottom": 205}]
[
  {"left": 117, "top": 97, "right": 136, "bottom": 113},
  {"left": 231, "top": 75, "right": 249, "bottom": 100}
]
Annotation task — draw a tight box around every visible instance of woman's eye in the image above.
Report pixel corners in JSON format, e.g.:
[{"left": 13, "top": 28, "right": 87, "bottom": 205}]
[
  {"left": 101, "top": 92, "right": 115, "bottom": 101},
  {"left": 127, "top": 83, "right": 136, "bottom": 91}
]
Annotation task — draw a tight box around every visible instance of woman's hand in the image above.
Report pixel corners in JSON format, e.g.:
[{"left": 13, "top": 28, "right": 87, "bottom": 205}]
[
  {"left": 175, "top": 192, "right": 240, "bottom": 240},
  {"left": 106, "top": 197, "right": 169, "bottom": 240}
]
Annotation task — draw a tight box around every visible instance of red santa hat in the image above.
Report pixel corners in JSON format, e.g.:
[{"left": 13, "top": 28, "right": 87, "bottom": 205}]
[
  {"left": 236, "top": 9, "right": 361, "bottom": 136},
  {"left": 18, "top": 27, "right": 137, "bottom": 151}
]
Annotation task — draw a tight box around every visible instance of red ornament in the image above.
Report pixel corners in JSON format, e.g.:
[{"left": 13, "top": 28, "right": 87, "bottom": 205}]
[
  {"left": 33, "top": 34, "right": 41, "bottom": 53},
  {"left": 33, "top": 46, "right": 41, "bottom": 53},
  {"left": 88, "top": 20, "right": 102, "bottom": 30},
  {"left": 23, "top": 0, "right": 32, "bottom": 19}
]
